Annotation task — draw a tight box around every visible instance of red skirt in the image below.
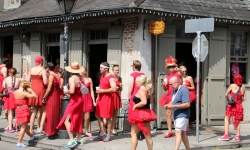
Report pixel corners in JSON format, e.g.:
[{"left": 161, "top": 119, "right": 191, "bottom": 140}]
[
  {"left": 189, "top": 90, "right": 196, "bottom": 103},
  {"left": 225, "top": 103, "right": 243, "bottom": 129},
  {"left": 15, "top": 106, "right": 30, "bottom": 124},
  {"left": 113, "top": 92, "right": 122, "bottom": 109},
  {"left": 82, "top": 93, "right": 94, "bottom": 112},
  {"left": 3, "top": 92, "right": 16, "bottom": 110},
  {"left": 159, "top": 93, "right": 171, "bottom": 107},
  {"left": 128, "top": 103, "right": 157, "bottom": 135},
  {"left": 95, "top": 93, "right": 114, "bottom": 118}
]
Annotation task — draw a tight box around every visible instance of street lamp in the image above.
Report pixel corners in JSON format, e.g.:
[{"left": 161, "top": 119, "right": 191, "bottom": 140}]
[{"left": 55, "top": 0, "right": 77, "bottom": 139}]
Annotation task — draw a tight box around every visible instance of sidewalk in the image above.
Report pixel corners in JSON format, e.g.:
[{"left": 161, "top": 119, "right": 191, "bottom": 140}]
[{"left": 0, "top": 117, "right": 250, "bottom": 150}]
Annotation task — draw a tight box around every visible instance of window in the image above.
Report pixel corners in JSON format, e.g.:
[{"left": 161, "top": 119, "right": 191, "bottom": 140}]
[
  {"left": 176, "top": 27, "right": 196, "bottom": 39},
  {"left": 4, "top": 0, "right": 21, "bottom": 9},
  {"left": 230, "top": 31, "right": 248, "bottom": 84},
  {"left": 48, "top": 34, "right": 60, "bottom": 43},
  {"left": 90, "top": 30, "right": 108, "bottom": 40}
]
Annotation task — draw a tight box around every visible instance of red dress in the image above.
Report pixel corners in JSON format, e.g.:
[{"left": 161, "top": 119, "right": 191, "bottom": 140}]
[
  {"left": 56, "top": 82, "right": 84, "bottom": 133},
  {"left": 15, "top": 98, "right": 30, "bottom": 124},
  {"left": 95, "top": 74, "right": 115, "bottom": 118},
  {"left": 225, "top": 91, "right": 244, "bottom": 129},
  {"left": 184, "top": 80, "right": 196, "bottom": 103},
  {"left": 28, "top": 70, "right": 45, "bottom": 106},
  {"left": 113, "top": 77, "right": 122, "bottom": 109},
  {"left": 128, "top": 96, "right": 157, "bottom": 135},
  {"left": 45, "top": 75, "right": 61, "bottom": 136},
  {"left": 129, "top": 72, "right": 145, "bottom": 106},
  {"left": 3, "top": 87, "right": 17, "bottom": 110},
  {"left": 0, "top": 66, "right": 5, "bottom": 93},
  {"left": 159, "top": 71, "right": 180, "bottom": 107},
  {"left": 81, "top": 80, "right": 94, "bottom": 112}
]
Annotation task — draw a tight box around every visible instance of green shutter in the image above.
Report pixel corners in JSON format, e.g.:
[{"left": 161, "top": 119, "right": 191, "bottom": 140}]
[
  {"left": 30, "top": 33, "right": 41, "bottom": 67},
  {"left": 13, "top": 34, "right": 22, "bottom": 76},
  {"left": 69, "top": 29, "right": 83, "bottom": 65}
]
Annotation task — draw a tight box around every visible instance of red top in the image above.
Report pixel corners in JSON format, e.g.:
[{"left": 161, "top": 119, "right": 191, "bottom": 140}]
[
  {"left": 0, "top": 66, "right": 5, "bottom": 92},
  {"left": 130, "top": 72, "right": 145, "bottom": 100}
]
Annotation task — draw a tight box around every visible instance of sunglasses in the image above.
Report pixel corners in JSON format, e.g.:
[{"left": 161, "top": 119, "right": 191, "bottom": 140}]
[{"left": 167, "top": 66, "right": 176, "bottom": 69}]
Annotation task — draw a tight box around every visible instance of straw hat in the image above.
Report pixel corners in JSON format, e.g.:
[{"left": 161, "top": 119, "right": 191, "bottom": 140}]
[
  {"left": 65, "top": 61, "right": 85, "bottom": 73},
  {"left": 165, "top": 56, "right": 177, "bottom": 68}
]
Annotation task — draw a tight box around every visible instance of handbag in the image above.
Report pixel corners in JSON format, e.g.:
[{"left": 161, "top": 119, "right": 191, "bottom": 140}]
[{"left": 228, "top": 86, "right": 241, "bottom": 105}]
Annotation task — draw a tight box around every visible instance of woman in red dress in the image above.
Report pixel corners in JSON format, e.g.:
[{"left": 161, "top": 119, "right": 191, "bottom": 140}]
[
  {"left": 2, "top": 68, "right": 21, "bottom": 133},
  {"left": 111, "top": 64, "right": 122, "bottom": 135},
  {"left": 14, "top": 81, "right": 38, "bottom": 148},
  {"left": 180, "top": 66, "right": 196, "bottom": 133},
  {"left": 128, "top": 75, "right": 156, "bottom": 150},
  {"left": 58, "top": 68, "right": 64, "bottom": 108},
  {"left": 80, "top": 67, "right": 95, "bottom": 137},
  {"left": 94, "top": 62, "right": 116, "bottom": 142},
  {"left": 43, "top": 62, "right": 60, "bottom": 139},
  {"left": 27, "top": 56, "right": 47, "bottom": 134},
  {"left": 218, "top": 74, "right": 246, "bottom": 142},
  {"left": 0, "top": 58, "right": 9, "bottom": 93},
  {"left": 56, "top": 61, "right": 84, "bottom": 148}
]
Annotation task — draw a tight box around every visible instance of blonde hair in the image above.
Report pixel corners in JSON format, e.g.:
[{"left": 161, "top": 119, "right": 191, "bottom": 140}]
[
  {"left": 136, "top": 75, "right": 153, "bottom": 96},
  {"left": 20, "top": 80, "right": 31, "bottom": 91},
  {"left": 179, "top": 65, "right": 186, "bottom": 71}
]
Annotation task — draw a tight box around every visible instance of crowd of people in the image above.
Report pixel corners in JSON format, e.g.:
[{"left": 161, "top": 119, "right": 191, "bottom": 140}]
[{"left": 0, "top": 55, "right": 246, "bottom": 150}]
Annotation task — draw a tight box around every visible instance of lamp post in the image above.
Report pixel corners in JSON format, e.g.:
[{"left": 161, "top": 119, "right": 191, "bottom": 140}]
[{"left": 55, "top": 0, "right": 77, "bottom": 139}]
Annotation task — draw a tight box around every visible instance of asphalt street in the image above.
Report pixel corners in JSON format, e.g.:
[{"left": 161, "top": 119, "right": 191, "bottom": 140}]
[{"left": 0, "top": 141, "right": 44, "bottom": 150}]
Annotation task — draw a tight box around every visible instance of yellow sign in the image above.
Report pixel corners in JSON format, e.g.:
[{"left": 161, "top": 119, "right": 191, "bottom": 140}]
[{"left": 148, "top": 21, "right": 165, "bottom": 35}]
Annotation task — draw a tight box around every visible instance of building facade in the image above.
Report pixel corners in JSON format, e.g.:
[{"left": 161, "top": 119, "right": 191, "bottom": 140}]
[{"left": 1, "top": 0, "right": 250, "bottom": 128}]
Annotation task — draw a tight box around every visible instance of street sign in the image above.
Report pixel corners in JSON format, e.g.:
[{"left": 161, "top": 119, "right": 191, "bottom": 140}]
[
  {"left": 192, "top": 34, "right": 208, "bottom": 62},
  {"left": 185, "top": 18, "right": 214, "bottom": 33},
  {"left": 185, "top": 18, "right": 214, "bottom": 144}
]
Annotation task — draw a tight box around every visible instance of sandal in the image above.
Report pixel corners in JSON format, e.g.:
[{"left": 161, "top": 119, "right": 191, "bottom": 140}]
[{"left": 85, "top": 133, "right": 92, "bottom": 137}]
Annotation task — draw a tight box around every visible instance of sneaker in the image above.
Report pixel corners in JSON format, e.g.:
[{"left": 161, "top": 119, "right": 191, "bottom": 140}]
[
  {"left": 16, "top": 143, "right": 27, "bottom": 148},
  {"left": 34, "top": 128, "right": 43, "bottom": 134},
  {"left": 233, "top": 136, "right": 240, "bottom": 142},
  {"left": 64, "top": 141, "right": 77, "bottom": 149},
  {"left": 5, "top": 128, "right": 14, "bottom": 133},
  {"left": 186, "top": 130, "right": 190, "bottom": 134},
  {"left": 29, "top": 136, "right": 39, "bottom": 142},
  {"left": 218, "top": 134, "right": 229, "bottom": 141},
  {"left": 93, "top": 134, "right": 106, "bottom": 141},
  {"left": 103, "top": 135, "right": 111, "bottom": 142},
  {"left": 164, "top": 132, "right": 174, "bottom": 138},
  {"left": 76, "top": 139, "right": 84, "bottom": 146},
  {"left": 85, "top": 133, "right": 92, "bottom": 137}
]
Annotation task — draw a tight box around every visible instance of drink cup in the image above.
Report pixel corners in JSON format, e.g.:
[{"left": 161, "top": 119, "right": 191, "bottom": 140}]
[
  {"left": 63, "top": 86, "right": 68, "bottom": 91},
  {"left": 96, "top": 86, "right": 100, "bottom": 90}
]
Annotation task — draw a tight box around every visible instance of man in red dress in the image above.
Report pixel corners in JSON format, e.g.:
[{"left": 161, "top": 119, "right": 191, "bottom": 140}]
[
  {"left": 94, "top": 62, "right": 116, "bottom": 142},
  {"left": 127, "top": 60, "right": 145, "bottom": 140},
  {"left": 0, "top": 58, "right": 9, "bottom": 93},
  {"left": 160, "top": 56, "right": 183, "bottom": 138}
]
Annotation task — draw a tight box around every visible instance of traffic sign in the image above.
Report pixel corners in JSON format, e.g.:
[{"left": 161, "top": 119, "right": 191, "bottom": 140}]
[
  {"left": 185, "top": 18, "right": 214, "bottom": 33},
  {"left": 192, "top": 34, "right": 208, "bottom": 62}
]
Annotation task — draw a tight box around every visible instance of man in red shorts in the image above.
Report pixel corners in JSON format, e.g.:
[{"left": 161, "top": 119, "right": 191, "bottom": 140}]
[{"left": 159, "top": 56, "right": 183, "bottom": 138}]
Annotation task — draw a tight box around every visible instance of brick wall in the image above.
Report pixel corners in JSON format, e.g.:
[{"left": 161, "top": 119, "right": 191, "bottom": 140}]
[
  {"left": 122, "top": 17, "right": 137, "bottom": 53},
  {"left": 22, "top": 59, "right": 30, "bottom": 80}
]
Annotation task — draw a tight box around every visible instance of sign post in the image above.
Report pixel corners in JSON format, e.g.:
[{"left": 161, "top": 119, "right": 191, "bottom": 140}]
[{"left": 185, "top": 18, "right": 214, "bottom": 143}]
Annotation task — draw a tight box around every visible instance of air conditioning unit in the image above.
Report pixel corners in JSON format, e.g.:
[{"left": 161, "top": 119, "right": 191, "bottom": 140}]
[{"left": 4, "top": 0, "right": 21, "bottom": 10}]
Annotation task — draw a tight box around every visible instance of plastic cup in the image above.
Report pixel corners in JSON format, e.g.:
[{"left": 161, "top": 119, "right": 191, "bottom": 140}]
[
  {"left": 63, "top": 86, "right": 68, "bottom": 90},
  {"left": 96, "top": 86, "right": 100, "bottom": 90}
]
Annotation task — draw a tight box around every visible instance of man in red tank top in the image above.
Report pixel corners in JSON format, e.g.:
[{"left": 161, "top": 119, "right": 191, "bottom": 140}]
[
  {"left": 127, "top": 60, "right": 145, "bottom": 140},
  {"left": 160, "top": 56, "right": 183, "bottom": 138},
  {"left": 94, "top": 62, "right": 116, "bottom": 142}
]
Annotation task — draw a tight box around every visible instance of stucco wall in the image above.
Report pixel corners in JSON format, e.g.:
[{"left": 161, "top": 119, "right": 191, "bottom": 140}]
[{"left": 120, "top": 15, "right": 154, "bottom": 100}]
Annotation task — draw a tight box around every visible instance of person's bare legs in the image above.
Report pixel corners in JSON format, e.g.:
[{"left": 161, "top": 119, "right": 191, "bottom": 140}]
[
  {"left": 111, "top": 109, "right": 118, "bottom": 134},
  {"left": 186, "top": 121, "right": 190, "bottom": 132},
  {"left": 84, "top": 112, "right": 90, "bottom": 134},
  {"left": 131, "top": 124, "right": 139, "bottom": 150},
  {"left": 236, "top": 124, "right": 240, "bottom": 136},
  {"left": 181, "top": 131, "right": 190, "bottom": 150},
  {"left": 106, "top": 118, "right": 112, "bottom": 136},
  {"left": 166, "top": 108, "right": 172, "bottom": 132},
  {"left": 36, "top": 108, "right": 41, "bottom": 129},
  {"left": 174, "top": 130, "right": 182, "bottom": 150},
  {"left": 7, "top": 109, "right": 14, "bottom": 130},
  {"left": 39, "top": 106, "right": 46, "bottom": 131},
  {"left": 30, "top": 106, "right": 39, "bottom": 133},
  {"left": 224, "top": 116, "right": 230, "bottom": 135},
  {"left": 96, "top": 117, "right": 105, "bottom": 135},
  {"left": 17, "top": 122, "right": 33, "bottom": 144},
  {"left": 64, "top": 115, "right": 74, "bottom": 141},
  {"left": 143, "top": 122, "right": 153, "bottom": 150}
]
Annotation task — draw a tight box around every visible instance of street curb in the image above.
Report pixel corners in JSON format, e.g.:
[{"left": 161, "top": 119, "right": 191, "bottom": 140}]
[
  {"left": 0, "top": 134, "right": 62, "bottom": 150},
  {"left": 1, "top": 133, "right": 250, "bottom": 150}
]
